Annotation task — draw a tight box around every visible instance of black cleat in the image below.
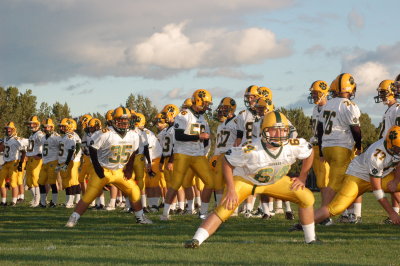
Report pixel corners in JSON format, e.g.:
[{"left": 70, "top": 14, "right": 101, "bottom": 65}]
[
  {"left": 285, "top": 211, "right": 295, "bottom": 220},
  {"left": 184, "top": 239, "right": 200, "bottom": 249},
  {"left": 262, "top": 214, "right": 272, "bottom": 220},
  {"left": 288, "top": 223, "right": 303, "bottom": 232},
  {"left": 39, "top": 203, "right": 47, "bottom": 208}
]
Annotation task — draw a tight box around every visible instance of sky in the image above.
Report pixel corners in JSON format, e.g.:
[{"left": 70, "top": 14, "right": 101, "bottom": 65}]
[{"left": 1, "top": 0, "right": 399, "bottom": 125}]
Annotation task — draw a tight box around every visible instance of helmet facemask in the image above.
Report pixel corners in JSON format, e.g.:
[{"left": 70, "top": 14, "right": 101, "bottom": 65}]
[
  {"left": 244, "top": 94, "right": 258, "bottom": 109},
  {"left": 4, "top": 127, "right": 16, "bottom": 137},
  {"left": 262, "top": 126, "right": 289, "bottom": 147},
  {"left": 114, "top": 117, "right": 130, "bottom": 134}
]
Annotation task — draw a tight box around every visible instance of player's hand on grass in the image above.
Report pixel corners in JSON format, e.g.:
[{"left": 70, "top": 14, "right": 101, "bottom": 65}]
[
  {"left": 221, "top": 189, "right": 238, "bottom": 210},
  {"left": 290, "top": 178, "right": 305, "bottom": 191}
]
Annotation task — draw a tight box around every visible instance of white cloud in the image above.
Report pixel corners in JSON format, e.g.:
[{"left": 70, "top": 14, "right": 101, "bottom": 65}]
[
  {"left": 347, "top": 9, "right": 364, "bottom": 32},
  {"left": 196, "top": 68, "right": 263, "bottom": 80},
  {"left": 351, "top": 62, "right": 389, "bottom": 96}
]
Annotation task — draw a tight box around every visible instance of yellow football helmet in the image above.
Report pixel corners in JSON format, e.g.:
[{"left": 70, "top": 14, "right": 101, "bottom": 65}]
[
  {"left": 255, "top": 97, "right": 274, "bottom": 116},
  {"left": 192, "top": 89, "right": 212, "bottom": 112},
  {"left": 105, "top": 109, "right": 114, "bottom": 126},
  {"left": 79, "top": 114, "right": 93, "bottom": 129},
  {"left": 59, "top": 118, "right": 75, "bottom": 133},
  {"left": 308, "top": 80, "right": 329, "bottom": 104},
  {"left": 261, "top": 111, "right": 290, "bottom": 147},
  {"left": 26, "top": 115, "right": 41, "bottom": 131},
  {"left": 4, "top": 122, "right": 17, "bottom": 137},
  {"left": 134, "top": 113, "right": 146, "bottom": 128},
  {"left": 330, "top": 73, "right": 357, "bottom": 99},
  {"left": 112, "top": 107, "right": 131, "bottom": 133},
  {"left": 374, "top": 80, "right": 396, "bottom": 104},
  {"left": 244, "top": 85, "right": 260, "bottom": 108},
  {"left": 88, "top": 118, "right": 102, "bottom": 132},
  {"left": 393, "top": 74, "right": 400, "bottom": 98},
  {"left": 385, "top": 125, "right": 400, "bottom": 159},
  {"left": 216, "top": 97, "right": 237, "bottom": 121},
  {"left": 162, "top": 104, "right": 179, "bottom": 123},
  {"left": 42, "top": 118, "right": 55, "bottom": 134},
  {"left": 258, "top": 87, "right": 273, "bottom": 102},
  {"left": 181, "top": 98, "right": 193, "bottom": 110},
  {"left": 154, "top": 113, "right": 167, "bottom": 129}
]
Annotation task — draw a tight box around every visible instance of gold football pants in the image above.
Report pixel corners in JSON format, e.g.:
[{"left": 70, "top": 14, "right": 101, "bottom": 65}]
[
  {"left": 323, "top": 146, "right": 353, "bottom": 192},
  {"left": 25, "top": 157, "right": 43, "bottom": 188},
  {"left": 312, "top": 146, "right": 329, "bottom": 189},
  {"left": 60, "top": 161, "right": 80, "bottom": 188},
  {"left": 78, "top": 155, "right": 93, "bottom": 183},
  {"left": 0, "top": 160, "right": 19, "bottom": 188},
  {"left": 133, "top": 154, "right": 145, "bottom": 191},
  {"left": 38, "top": 160, "right": 58, "bottom": 185},
  {"left": 209, "top": 154, "right": 225, "bottom": 190}
]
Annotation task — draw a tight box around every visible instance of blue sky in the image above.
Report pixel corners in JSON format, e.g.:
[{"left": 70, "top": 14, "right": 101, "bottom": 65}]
[{"left": 1, "top": 0, "right": 399, "bottom": 125}]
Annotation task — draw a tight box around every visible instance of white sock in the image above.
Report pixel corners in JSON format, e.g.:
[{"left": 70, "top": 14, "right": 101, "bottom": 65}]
[
  {"left": 268, "top": 201, "right": 274, "bottom": 211},
  {"left": 95, "top": 197, "right": 100, "bottom": 206},
  {"left": 216, "top": 194, "right": 223, "bottom": 205},
  {"left": 163, "top": 203, "right": 171, "bottom": 216},
  {"left": 66, "top": 195, "right": 70, "bottom": 205},
  {"left": 186, "top": 200, "right": 194, "bottom": 211},
  {"left": 393, "top": 207, "right": 400, "bottom": 214},
  {"left": 302, "top": 223, "right": 316, "bottom": 243},
  {"left": 2, "top": 198, "right": 6, "bottom": 203},
  {"left": 135, "top": 209, "right": 144, "bottom": 218},
  {"left": 40, "top": 193, "right": 46, "bottom": 205},
  {"left": 195, "top": 196, "right": 201, "bottom": 206},
  {"left": 109, "top": 198, "right": 116, "bottom": 207},
  {"left": 193, "top": 228, "right": 209, "bottom": 245},
  {"left": 200, "top": 202, "right": 209, "bottom": 214},
  {"left": 178, "top": 201, "right": 185, "bottom": 210},
  {"left": 141, "top": 195, "right": 147, "bottom": 207},
  {"left": 262, "top": 203, "right": 271, "bottom": 215},
  {"left": 171, "top": 202, "right": 176, "bottom": 210},
  {"left": 354, "top": 203, "right": 362, "bottom": 217},
  {"left": 285, "top": 201, "right": 292, "bottom": 212},
  {"left": 19, "top": 194, "right": 25, "bottom": 200},
  {"left": 35, "top": 187, "right": 40, "bottom": 202},
  {"left": 99, "top": 196, "right": 105, "bottom": 206},
  {"left": 276, "top": 200, "right": 283, "bottom": 209},
  {"left": 75, "top": 193, "right": 81, "bottom": 203},
  {"left": 12, "top": 197, "right": 17, "bottom": 204},
  {"left": 71, "top": 212, "right": 80, "bottom": 220},
  {"left": 30, "top": 188, "right": 35, "bottom": 198},
  {"left": 52, "top": 193, "right": 58, "bottom": 204},
  {"left": 67, "top": 195, "right": 75, "bottom": 205}
]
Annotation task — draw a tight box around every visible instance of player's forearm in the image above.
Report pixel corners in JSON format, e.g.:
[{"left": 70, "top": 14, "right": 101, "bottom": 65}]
[
  {"left": 89, "top": 146, "right": 105, "bottom": 178},
  {"left": 222, "top": 157, "right": 235, "bottom": 191},
  {"left": 143, "top": 145, "right": 151, "bottom": 164},
  {"left": 64, "top": 149, "right": 75, "bottom": 166},
  {"left": 299, "top": 152, "right": 314, "bottom": 181},
  {"left": 350, "top": 125, "right": 362, "bottom": 151},
  {"left": 175, "top": 129, "right": 199, "bottom": 141}
]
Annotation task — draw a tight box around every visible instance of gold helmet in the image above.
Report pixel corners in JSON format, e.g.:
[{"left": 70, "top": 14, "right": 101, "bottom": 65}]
[
  {"left": 330, "top": 73, "right": 357, "bottom": 99},
  {"left": 261, "top": 111, "right": 290, "bottom": 147},
  {"left": 134, "top": 112, "right": 146, "bottom": 128},
  {"left": 257, "top": 87, "right": 273, "bottom": 102},
  {"left": 59, "top": 118, "right": 75, "bottom": 133},
  {"left": 181, "top": 98, "right": 193, "bottom": 110},
  {"left": 154, "top": 113, "right": 167, "bottom": 129},
  {"left": 385, "top": 125, "right": 400, "bottom": 159},
  {"left": 191, "top": 89, "right": 212, "bottom": 112},
  {"left": 162, "top": 104, "right": 179, "bottom": 123},
  {"left": 308, "top": 80, "right": 330, "bottom": 104},
  {"left": 79, "top": 114, "right": 93, "bottom": 129},
  {"left": 244, "top": 85, "right": 261, "bottom": 108},
  {"left": 394, "top": 74, "right": 400, "bottom": 98},
  {"left": 26, "top": 115, "right": 41, "bottom": 131},
  {"left": 87, "top": 118, "right": 102, "bottom": 132},
  {"left": 374, "top": 80, "right": 396, "bottom": 104},
  {"left": 112, "top": 107, "right": 131, "bottom": 133},
  {"left": 105, "top": 109, "right": 114, "bottom": 126},
  {"left": 216, "top": 97, "right": 237, "bottom": 121},
  {"left": 42, "top": 118, "right": 55, "bottom": 134},
  {"left": 4, "top": 122, "right": 17, "bottom": 137},
  {"left": 255, "top": 97, "right": 274, "bottom": 116}
]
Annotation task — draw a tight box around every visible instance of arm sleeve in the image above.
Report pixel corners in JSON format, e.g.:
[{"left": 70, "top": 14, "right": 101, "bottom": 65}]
[
  {"left": 350, "top": 125, "right": 362, "bottom": 150},
  {"left": 175, "top": 129, "right": 200, "bottom": 141},
  {"left": 89, "top": 146, "right": 105, "bottom": 178}
]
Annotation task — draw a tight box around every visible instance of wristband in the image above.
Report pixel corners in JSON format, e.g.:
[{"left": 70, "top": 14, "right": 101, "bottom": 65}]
[{"left": 373, "top": 189, "right": 385, "bottom": 200}]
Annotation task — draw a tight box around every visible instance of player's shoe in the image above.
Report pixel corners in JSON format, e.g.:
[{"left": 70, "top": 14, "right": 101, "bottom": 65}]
[
  {"left": 105, "top": 205, "right": 116, "bottom": 211},
  {"left": 175, "top": 208, "right": 184, "bottom": 215},
  {"left": 262, "top": 214, "right": 272, "bottom": 220},
  {"left": 184, "top": 239, "right": 200, "bottom": 249},
  {"left": 275, "top": 208, "right": 284, "bottom": 214},
  {"left": 319, "top": 217, "right": 333, "bottom": 226},
  {"left": 269, "top": 210, "right": 276, "bottom": 217},
  {"left": 199, "top": 212, "right": 208, "bottom": 220},
  {"left": 285, "top": 211, "right": 295, "bottom": 220},
  {"left": 160, "top": 214, "right": 171, "bottom": 221},
  {"left": 251, "top": 208, "right": 264, "bottom": 218},
  {"left": 243, "top": 210, "right": 253, "bottom": 218},
  {"left": 39, "top": 203, "right": 47, "bottom": 208},
  {"left": 95, "top": 204, "right": 105, "bottom": 210},
  {"left": 183, "top": 209, "right": 197, "bottom": 215},
  {"left": 288, "top": 223, "right": 303, "bottom": 232},
  {"left": 149, "top": 205, "right": 159, "bottom": 213},
  {"left": 306, "top": 239, "right": 323, "bottom": 245},
  {"left": 348, "top": 213, "right": 362, "bottom": 224},
  {"left": 136, "top": 214, "right": 153, "bottom": 224},
  {"left": 65, "top": 214, "right": 79, "bottom": 228},
  {"left": 383, "top": 217, "right": 393, "bottom": 224},
  {"left": 0, "top": 202, "right": 7, "bottom": 207},
  {"left": 17, "top": 198, "right": 24, "bottom": 204},
  {"left": 49, "top": 201, "right": 57, "bottom": 208},
  {"left": 338, "top": 214, "right": 350, "bottom": 223},
  {"left": 30, "top": 201, "right": 39, "bottom": 208},
  {"left": 65, "top": 203, "right": 75, "bottom": 209}
]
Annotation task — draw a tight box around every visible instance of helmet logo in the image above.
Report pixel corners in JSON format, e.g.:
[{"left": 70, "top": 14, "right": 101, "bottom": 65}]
[
  {"left": 319, "top": 82, "right": 328, "bottom": 91},
  {"left": 389, "top": 130, "right": 398, "bottom": 141},
  {"left": 198, "top": 90, "right": 206, "bottom": 98},
  {"left": 257, "top": 88, "right": 268, "bottom": 97},
  {"left": 349, "top": 76, "right": 355, "bottom": 85}
]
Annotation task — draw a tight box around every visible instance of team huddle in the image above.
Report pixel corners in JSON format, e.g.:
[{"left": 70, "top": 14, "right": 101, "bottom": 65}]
[{"left": 2, "top": 72, "right": 400, "bottom": 247}]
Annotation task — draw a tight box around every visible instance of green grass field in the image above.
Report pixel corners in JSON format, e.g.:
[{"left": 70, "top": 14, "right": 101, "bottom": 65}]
[{"left": 1, "top": 193, "right": 400, "bottom": 265}]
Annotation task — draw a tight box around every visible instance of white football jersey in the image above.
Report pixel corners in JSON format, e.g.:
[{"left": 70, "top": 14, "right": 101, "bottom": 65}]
[
  {"left": 173, "top": 109, "right": 210, "bottom": 156},
  {"left": 378, "top": 103, "right": 400, "bottom": 139},
  {"left": 81, "top": 132, "right": 91, "bottom": 155},
  {"left": 310, "top": 105, "right": 324, "bottom": 145},
  {"left": 147, "top": 129, "right": 162, "bottom": 160},
  {"left": 91, "top": 127, "right": 140, "bottom": 170},
  {"left": 346, "top": 138, "right": 400, "bottom": 182},
  {"left": 42, "top": 133, "right": 61, "bottom": 164},
  {"left": 225, "top": 138, "right": 313, "bottom": 186},
  {"left": 236, "top": 109, "right": 258, "bottom": 145},
  {"left": 20, "top": 138, "right": 29, "bottom": 153},
  {"left": 134, "top": 128, "right": 149, "bottom": 154},
  {"left": 26, "top": 130, "right": 45, "bottom": 157},
  {"left": 160, "top": 126, "right": 175, "bottom": 157},
  {"left": 318, "top": 97, "right": 360, "bottom": 150},
  {"left": 3, "top": 137, "right": 24, "bottom": 162},
  {"left": 58, "top": 132, "right": 82, "bottom": 164},
  {"left": 214, "top": 117, "right": 238, "bottom": 155}
]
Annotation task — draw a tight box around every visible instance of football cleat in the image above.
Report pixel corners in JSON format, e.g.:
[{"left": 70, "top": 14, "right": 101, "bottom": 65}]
[
  {"left": 288, "top": 223, "right": 303, "bottom": 232},
  {"left": 199, "top": 212, "right": 208, "bottom": 220},
  {"left": 183, "top": 209, "right": 197, "bottom": 215},
  {"left": 65, "top": 204, "right": 75, "bottom": 209},
  {"left": 160, "top": 214, "right": 171, "bottom": 221},
  {"left": 348, "top": 213, "right": 362, "bottom": 224},
  {"left": 143, "top": 206, "right": 150, "bottom": 213},
  {"left": 105, "top": 206, "right": 116, "bottom": 211},
  {"left": 175, "top": 208, "right": 184, "bottom": 215},
  {"left": 275, "top": 208, "right": 284, "bottom": 214},
  {"left": 136, "top": 214, "right": 153, "bottom": 224},
  {"left": 306, "top": 239, "right": 323, "bottom": 245},
  {"left": 30, "top": 202, "right": 39, "bottom": 208},
  {"left": 338, "top": 214, "right": 350, "bottom": 223},
  {"left": 0, "top": 202, "right": 7, "bottom": 207},
  {"left": 251, "top": 208, "right": 264, "bottom": 218},
  {"left": 95, "top": 204, "right": 105, "bottom": 210},
  {"left": 65, "top": 214, "right": 79, "bottom": 228},
  {"left": 262, "top": 214, "right": 272, "bottom": 220},
  {"left": 319, "top": 217, "right": 333, "bottom": 226},
  {"left": 269, "top": 210, "right": 276, "bottom": 217},
  {"left": 243, "top": 210, "right": 253, "bottom": 218},
  {"left": 184, "top": 239, "right": 200, "bottom": 249},
  {"left": 10, "top": 202, "right": 17, "bottom": 207},
  {"left": 49, "top": 201, "right": 57, "bottom": 208},
  {"left": 285, "top": 211, "right": 295, "bottom": 220},
  {"left": 383, "top": 217, "right": 393, "bottom": 224},
  {"left": 149, "top": 205, "right": 159, "bottom": 213},
  {"left": 17, "top": 198, "right": 24, "bottom": 204},
  {"left": 39, "top": 203, "right": 47, "bottom": 208}
]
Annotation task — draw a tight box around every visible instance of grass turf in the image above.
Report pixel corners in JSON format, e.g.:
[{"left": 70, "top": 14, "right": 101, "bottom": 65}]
[{"left": 1, "top": 192, "right": 400, "bottom": 265}]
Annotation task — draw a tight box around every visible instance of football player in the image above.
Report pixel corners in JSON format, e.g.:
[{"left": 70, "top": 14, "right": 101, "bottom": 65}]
[
  {"left": 308, "top": 81, "right": 331, "bottom": 208},
  {"left": 160, "top": 89, "right": 215, "bottom": 220},
  {"left": 317, "top": 73, "right": 362, "bottom": 223},
  {"left": 374, "top": 79, "right": 400, "bottom": 217},
  {"left": 57, "top": 118, "right": 82, "bottom": 208},
  {"left": 185, "top": 111, "right": 317, "bottom": 248},
  {"left": 25, "top": 116, "right": 45, "bottom": 207},
  {"left": 0, "top": 122, "right": 26, "bottom": 206},
  {"left": 312, "top": 125, "right": 400, "bottom": 225},
  {"left": 78, "top": 114, "right": 93, "bottom": 196},
  {"left": 65, "top": 107, "right": 152, "bottom": 227},
  {"left": 38, "top": 118, "right": 61, "bottom": 207}
]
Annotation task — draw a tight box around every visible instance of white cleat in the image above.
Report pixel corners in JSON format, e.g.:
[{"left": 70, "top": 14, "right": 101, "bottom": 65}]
[
  {"left": 136, "top": 214, "right": 153, "bottom": 224},
  {"left": 105, "top": 206, "right": 116, "bottom": 211},
  {"left": 65, "top": 204, "right": 75, "bottom": 209},
  {"left": 65, "top": 214, "right": 79, "bottom": 228},
  {"left": 199, "top": 212, "right": 208, "bottom": 220},
  {"left": 159, "top": 214, "right": 171, "bottom": 221}
]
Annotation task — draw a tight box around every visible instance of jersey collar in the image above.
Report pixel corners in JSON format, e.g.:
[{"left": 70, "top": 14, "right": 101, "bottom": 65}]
[{"left": 262, "top": 141, "right": 283, "bottom": 159}]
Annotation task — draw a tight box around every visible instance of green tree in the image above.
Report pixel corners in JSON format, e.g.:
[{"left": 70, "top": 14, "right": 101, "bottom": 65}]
[
  {"left": 125, "top": 94, "right": 159, "bottom": 132},
  {"left": 51, "top": 102, "right": 71, "bottom": 123},
  {"left": 360, "top": 112, "right": 378, "bottom": 150}
]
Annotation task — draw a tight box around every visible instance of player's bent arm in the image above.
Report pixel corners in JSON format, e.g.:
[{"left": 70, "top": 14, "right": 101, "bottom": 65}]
[
  {"left": 64, "top": 148, "right": 75, "bottom": 166},
  {"left": 370, "top": 176, "right": 400, "bottom": 224},
  {"left": 234, "top": 130, "right": 243, "bottom": 147},
  {"left": 350, "top": 125, "right": 362, "bottom": 154},
  {"left": 221, "top": 157, "right": 238, "bottom": 210},
  {"left": 317, "top": 121, "right": 324, "bottom": 156},
  {"left": 291, "top": 150, "right": 314, "bottom": 191},
  {"left": 89, "top": 146, "right": 105, "bottom": 178}
]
